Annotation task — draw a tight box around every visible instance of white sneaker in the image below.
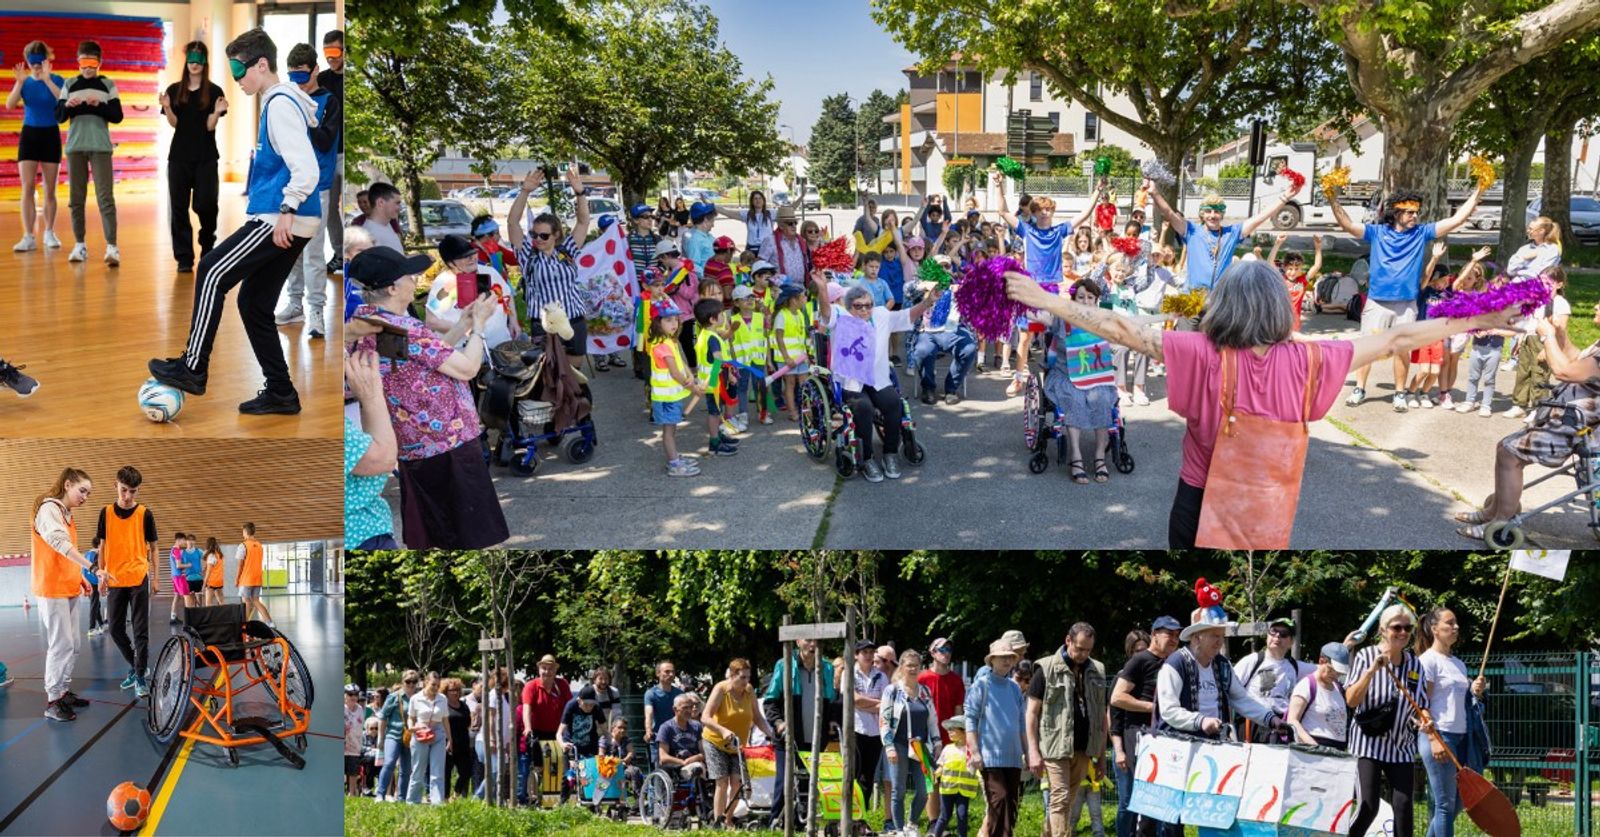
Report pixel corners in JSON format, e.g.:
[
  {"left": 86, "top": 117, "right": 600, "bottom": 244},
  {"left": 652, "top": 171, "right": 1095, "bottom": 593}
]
[
  {"left": 43, "top": 231, "right": 61, "bottom": 248},
  {"left": 1440, "top": 394, "right": 1455, "bottom": 409},
  {"left": 307, "top": 314, "right": 325, "bottom": 339},
  {"left": 103, "top": 245, "right": 120, "bottom": 266},
  {"left": 67, "top": 243, "right": 87, "bottom": 262},
  {"left": 275, "top": 306, "right": 305, "bottom": 325},
  {"left": 1500, "top": 360, "right": 1516, "bottom": 372},
  {"left": 1393, "top": 394, "right": 1408, "bottom": 413},
  {"left": 1406, "top": 395, "right": 1421, "bottom": 410},
  {"left": 1454, "top": 401, "right": 1473, "bottom": 414},
  {"left": 1479, "top": 405, "right": 1493, "bottom": 417},
  {"left": 1502, "top": 406, "right": 1525, "bottom": 419},
  {"left": 1419, "top": 395, "right": 1434, "bottom": 409},
  {"left": 1134, "top": 391, "right": 1151, "bottom": 406},
  {"left": 12, "top": 234, "right": 36, "bottom": 252}
]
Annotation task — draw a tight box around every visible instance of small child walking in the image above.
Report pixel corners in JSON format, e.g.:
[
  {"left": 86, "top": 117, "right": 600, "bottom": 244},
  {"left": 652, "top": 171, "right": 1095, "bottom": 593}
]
[
  {"left": 932, "top": 717, "right": 978, "bottom": 837},
  {"left": 1455, "top": 269, "right": 1512, "bottom": 417},
  {"left": 770, "top": 283, "right": 811, "bottom": 421},
  {"left": 729, "top": 285, "right": 770, "bottom": 427},
  {"left": 693, "top": 298, "right": 740, "bottom": 457},
  {"left": 648, "top": 299, "right": 704, "bottom": 476}
]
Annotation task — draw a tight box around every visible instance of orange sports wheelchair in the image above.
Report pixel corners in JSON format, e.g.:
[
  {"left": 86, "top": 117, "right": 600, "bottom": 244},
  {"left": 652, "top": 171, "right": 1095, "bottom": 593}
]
[{"left": 146, "top": 604, "right": 314, "bottom": 768}]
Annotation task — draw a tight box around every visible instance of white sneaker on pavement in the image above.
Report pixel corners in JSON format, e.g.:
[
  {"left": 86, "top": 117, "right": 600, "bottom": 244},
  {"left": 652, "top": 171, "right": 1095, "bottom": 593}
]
[
  {"left": 1502, "top": 405, "right": 1525, "bottom": 419},
  {"left": 12, "top": 234, "right": 35, "bottom": 252},
  {"left": 1479, "top": 405, "right": 1493, "bottom": 417}
]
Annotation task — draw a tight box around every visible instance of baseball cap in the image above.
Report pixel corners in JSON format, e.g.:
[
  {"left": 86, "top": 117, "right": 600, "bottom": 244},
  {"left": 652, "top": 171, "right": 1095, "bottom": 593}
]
[
  {"left": 1319, "top": 642, "right": 1351, "bottom": 678},
  {"left": 1269, "top": 617, "right": 1297, "bottom": 637},
  {"left": 689, "top": 201, "right": 717, "bottom": 221},
  {"left": 854, "top": 639, "right": 877, "bottom": 653},
  {"left": 776, "top": 282, "right": 806, "bottom": 304},
  {"left": 751, "top": 260, "right": 777, "bottom": 275},
  {"left": 577, "top": 685, "right": 598, "bottom": 702},
  {"left": 731, "top": 285, "right": 754, "bottom": 300},
  {"left": 713, "top": 235, "right": 736, "bottom": 251},
  {"left": 929, "top": 637, "right": 952, "bottom": 655},
  {"left": 437, "top": 234, "right": 475, "bottom": 263},
  {"left": 344, "top": 683, "right": 360, "bottom": 696},
  {"left": 630, "top": 202, "right": 654, "bottom": 219},
  {"left": 1151, "top": 615, "right": 1182, "bottom": 633},
  {"left": 597, "top": 215, "right": 618, "bottom": 232},
  {"left": 656, "top": 243, "right": 682, "bottom": 259},
  {"left": 346, "top": 246, "right": 434, "bottom": 291}
]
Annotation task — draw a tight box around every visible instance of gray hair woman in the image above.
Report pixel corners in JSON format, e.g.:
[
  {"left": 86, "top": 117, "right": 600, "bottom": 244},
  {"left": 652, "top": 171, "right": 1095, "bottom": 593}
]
[
  {"left": 346, "top": 246, "right": 509, "bottom": 549},
  {"left": 1006, "top": 259, "right": 1522, "bottom": 548},
  {"left": 814, "top": 276, "right": 940, "bottom": 483}
]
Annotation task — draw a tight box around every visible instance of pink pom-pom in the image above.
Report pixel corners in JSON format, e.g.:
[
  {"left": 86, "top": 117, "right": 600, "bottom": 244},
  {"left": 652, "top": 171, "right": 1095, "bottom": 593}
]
[
  {"left": 954, "top": 255, "right": 1028, "bottom": 342},
  {"left": 1425, "top": 278, "right": 1553, "bottom": 321}
]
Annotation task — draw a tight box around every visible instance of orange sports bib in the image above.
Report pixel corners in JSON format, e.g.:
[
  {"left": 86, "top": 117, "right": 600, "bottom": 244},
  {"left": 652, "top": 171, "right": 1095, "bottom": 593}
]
[
  {"left": 102, "top": 503, "right": 150, "bottom": 587},
  {"left": 238, "top": 538, "right": 264, "bottom": 587},
  {"left": 31, "top": 500, "right": 80, "bottom": 599}
]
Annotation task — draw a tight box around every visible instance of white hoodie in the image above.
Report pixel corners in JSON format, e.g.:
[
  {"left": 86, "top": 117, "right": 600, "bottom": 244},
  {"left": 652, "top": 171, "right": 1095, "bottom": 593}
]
[{"left": 252, "top": 81, "right": 322, "bottom": 238}]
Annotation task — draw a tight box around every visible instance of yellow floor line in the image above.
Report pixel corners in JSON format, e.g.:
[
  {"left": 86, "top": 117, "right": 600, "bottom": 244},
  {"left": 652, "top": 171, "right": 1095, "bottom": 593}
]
[{"left": 140, "top": 671, "right": 225, "bottom": 836}]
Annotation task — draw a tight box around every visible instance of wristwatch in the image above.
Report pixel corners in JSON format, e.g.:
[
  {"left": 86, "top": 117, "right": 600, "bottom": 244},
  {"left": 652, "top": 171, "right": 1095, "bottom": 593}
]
[{"left": 279, "top": 203, "right": 294, "bottom": 214}]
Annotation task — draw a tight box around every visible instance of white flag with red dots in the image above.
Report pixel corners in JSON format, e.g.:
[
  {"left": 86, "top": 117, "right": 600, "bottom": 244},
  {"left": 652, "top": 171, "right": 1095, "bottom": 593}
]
[{"left": 576, "top": 223, "right": 639, "bottom": 355}]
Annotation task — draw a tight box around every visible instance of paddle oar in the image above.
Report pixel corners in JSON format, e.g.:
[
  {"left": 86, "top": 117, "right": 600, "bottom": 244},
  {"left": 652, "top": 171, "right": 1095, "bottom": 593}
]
[{"left": 1382, "top": 666, "right": 1520, "bottom": 837}]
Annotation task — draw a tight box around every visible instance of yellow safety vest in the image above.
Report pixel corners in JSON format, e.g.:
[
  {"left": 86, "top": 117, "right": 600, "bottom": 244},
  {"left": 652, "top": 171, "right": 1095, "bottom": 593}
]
[
  {"left": 770, "top": 308, "right": 806, "bottom": 363},
  {"left": 732, "top": 312, "right": 767, "bottom": 367},
  {"left": 649, "top": 338, "right": 690, "bottom": 402},
  {"left": 937, "top": 747, "right": 980, "bottom": 798},
  {"left": 695, "top": 326, "right": 721, "bottom": 388}
]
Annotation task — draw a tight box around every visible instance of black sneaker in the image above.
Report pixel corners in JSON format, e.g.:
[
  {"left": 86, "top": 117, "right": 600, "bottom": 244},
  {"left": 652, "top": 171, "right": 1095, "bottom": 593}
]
[
  {"left": 239, "top": 388, "right": 302, "bottom": 415},
  {"left": 177, "top": 263, "right": 193, "bottom": 273},
  {"left": 45, "top": 699, "right": 76, "bottom": 722},
  {"left": 327, "top": 257, "right": 344, "bottom": 275},
  {"left": 61, "top": 690, "right": 89, "bottom": 707},
  {"left": 147, "top": 357, "right": 208, "bottom": 395},
  {"left": 709, "top": 442, "right": 738, "bottom": 456},
  {"left": 0, "top": 360, "right": 39, "bottom": 398},
  {"left": 920, "top": 390, "right": 937, "bottom": 405}
]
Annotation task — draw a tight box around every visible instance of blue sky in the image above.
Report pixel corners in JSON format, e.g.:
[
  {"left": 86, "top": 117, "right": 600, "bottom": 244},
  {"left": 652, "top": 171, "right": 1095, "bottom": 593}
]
[{"left": 700, "top": 0, "right": 916, "bottom": 144}]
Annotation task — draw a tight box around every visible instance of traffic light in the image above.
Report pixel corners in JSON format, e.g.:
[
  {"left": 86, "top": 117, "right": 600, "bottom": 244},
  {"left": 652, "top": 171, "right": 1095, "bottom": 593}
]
[{"left": 1249, "top": 120, "right": 1267, "bottom": 168}]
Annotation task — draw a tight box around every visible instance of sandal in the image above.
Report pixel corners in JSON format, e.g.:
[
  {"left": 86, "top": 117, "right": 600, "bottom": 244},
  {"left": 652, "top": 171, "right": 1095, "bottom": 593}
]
[
  {"left": 1454, "top": 510, "right": 1490, "bottom": 524},
  {"left": 1069, "top": 459, "right": 1089, "bottom": 484},
  {"left": 1094, "top": 459, "right": 1110, "bottom": 483},
  {"left": 1455, "top": 523, "right": 1491, "bottom": 540}
]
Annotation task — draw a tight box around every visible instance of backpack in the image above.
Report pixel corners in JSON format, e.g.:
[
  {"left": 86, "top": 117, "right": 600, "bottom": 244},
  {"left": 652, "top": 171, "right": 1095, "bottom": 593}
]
[
  {"left": 1303, "top": 674, "right": 1345, "bottom": 705},
  {"left": 1345, "top": 292, "right": 1365, "bottom": 322}
]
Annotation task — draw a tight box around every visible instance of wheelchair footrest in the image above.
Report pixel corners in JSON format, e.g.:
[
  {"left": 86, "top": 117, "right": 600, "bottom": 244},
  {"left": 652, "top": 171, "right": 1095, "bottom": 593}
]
[{"left": 232, "top": 718, "right": 306, "bottom": 770}]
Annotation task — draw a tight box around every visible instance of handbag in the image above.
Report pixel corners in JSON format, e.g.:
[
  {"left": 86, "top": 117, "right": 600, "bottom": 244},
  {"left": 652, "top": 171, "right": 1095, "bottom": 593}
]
[
  {"left": 1196, "top": 343, "right": 1321, "bottom": 548},
  {"left": 412, "top": 723, "right": 436, "bottom": 744},
  {"left": 1354, "top": 698, "right": 1399, "bottom": 737}
]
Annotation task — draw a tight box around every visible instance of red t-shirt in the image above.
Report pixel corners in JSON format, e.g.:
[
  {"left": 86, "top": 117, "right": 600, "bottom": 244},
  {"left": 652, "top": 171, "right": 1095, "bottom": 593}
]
[
  {"left": 704, "top": 257, "right": 734, "bottom": 290},
  {"left": 917, "top": 669, "right": 966, "bottom": 746},
  {"left": 1162, "top": 331, "right": 1354, "bottom": 489},
  {"left": 521, "top": 676, "right": 572, "bottom": 735}
]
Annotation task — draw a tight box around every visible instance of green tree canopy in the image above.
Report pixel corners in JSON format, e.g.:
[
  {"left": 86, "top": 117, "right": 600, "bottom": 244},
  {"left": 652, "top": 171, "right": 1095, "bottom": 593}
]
[
  {"left": 856, "top": 89, "right": 905, "bottom": 193},
  {"left": 809, "top": 93, "right": 861, "bottom": 205},
  {"left": 492, "top": 0, "right": 786, "bottom": 208}
]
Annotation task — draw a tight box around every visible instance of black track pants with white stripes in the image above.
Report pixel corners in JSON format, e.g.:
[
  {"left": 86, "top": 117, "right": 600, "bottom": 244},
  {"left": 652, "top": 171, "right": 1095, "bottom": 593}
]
[{"left": 181, "top": 219, "right": 310, "bottom": 392}]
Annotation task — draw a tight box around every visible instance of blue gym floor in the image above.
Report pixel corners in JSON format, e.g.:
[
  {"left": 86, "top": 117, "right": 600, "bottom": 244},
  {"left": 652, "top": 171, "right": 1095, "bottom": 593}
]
[{"left": 0, "top": 594, "right": 344, "bottom": 835}]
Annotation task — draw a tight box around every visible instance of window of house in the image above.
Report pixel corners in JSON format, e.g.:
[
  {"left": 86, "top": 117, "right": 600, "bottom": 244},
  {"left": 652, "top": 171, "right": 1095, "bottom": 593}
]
[
  {"left": 1048, "top": 112, "right": 1060, "bottom": 131},
  {"left": 1085, "top": 112, "right": 1100, "bottom": 143},
  {"left": 1029, "top": 72, "right": 1042, "bottom": 102}
]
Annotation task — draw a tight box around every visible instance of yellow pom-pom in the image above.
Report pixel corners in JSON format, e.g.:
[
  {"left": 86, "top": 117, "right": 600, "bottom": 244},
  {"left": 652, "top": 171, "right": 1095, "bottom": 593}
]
[
  {"left": 1469, "top": 156, "right": 1496, "bottom": 191},
  {"left": 1160, "top": 289, "right": 1206, "bottom": 319},
  {"left": 1319, "top": 166, "right": 1351, "bottom": 197}
]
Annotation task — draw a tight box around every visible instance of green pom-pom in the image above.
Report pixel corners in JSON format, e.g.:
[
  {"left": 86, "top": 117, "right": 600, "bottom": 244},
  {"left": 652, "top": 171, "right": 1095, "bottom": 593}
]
[
  {"left": 995, "top": 156, "right": 1026, "bottom": 180},
  {"left": 1094, "top": 156, "right": 1112, "bottom": 177},
  {"left": 918, "top": 257, "right": 952, "bottom": 289}
]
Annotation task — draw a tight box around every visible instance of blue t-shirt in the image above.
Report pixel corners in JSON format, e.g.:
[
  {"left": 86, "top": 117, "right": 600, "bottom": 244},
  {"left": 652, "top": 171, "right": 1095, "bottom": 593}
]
[
  {"left": 1183, "top": 220, "right": 1244, "bottom": 290},
  {"left": 21, "top": 75, "right": 65, "bottom": 127},
  {"left": 854, "top": 274, "right": 892, "bottom": 308},
  {"left": 880, "top": 258, "right": 905, "bottom": 306},
  {"left": 684, "top": 229, "right": 715, "bottom": 274},
  {"left": 643, "top": 684, "right": 683, "bottom": 737},
  {"left": 343, "top": 416, "right": 393, "bottom": 549},
  {"left": 1015, "top": 221, "right": 1071, "bottom": 284},
  {"left": 183, "top": 547, "right": 204, "bottom": 580},
  {"left": 1364, "top": 222, "right": 1438, "bottom": 303}
]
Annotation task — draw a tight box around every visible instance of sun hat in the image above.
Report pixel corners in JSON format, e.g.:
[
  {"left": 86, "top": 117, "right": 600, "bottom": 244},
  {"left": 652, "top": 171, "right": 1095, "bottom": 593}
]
[
  {"left": 984, "top": 639, "right": 1019, "bottom": 665},
  {"left": 1179, "top": 609, "right": 1236, "bottom": 642}
]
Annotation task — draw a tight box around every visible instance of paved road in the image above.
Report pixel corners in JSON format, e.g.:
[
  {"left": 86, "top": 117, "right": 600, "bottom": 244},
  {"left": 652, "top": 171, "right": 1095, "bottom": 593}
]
[{"left": 379, "top": 307, "right": 1596, "bottom": 550}]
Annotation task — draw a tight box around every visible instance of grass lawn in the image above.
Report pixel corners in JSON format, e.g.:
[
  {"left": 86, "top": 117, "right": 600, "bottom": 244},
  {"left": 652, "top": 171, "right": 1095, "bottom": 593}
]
[{"left": 346, "top": 790, "right": 1580, "bottom": 836}]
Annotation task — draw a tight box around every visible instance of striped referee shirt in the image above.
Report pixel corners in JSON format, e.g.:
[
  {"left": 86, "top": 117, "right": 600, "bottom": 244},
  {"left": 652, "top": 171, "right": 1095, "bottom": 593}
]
[
  {"left": 1346, "top": 646, "right": 1428, "bottom": 763},
  {"left": 517, "top": 234, "right": 587, "bottom": 319}
]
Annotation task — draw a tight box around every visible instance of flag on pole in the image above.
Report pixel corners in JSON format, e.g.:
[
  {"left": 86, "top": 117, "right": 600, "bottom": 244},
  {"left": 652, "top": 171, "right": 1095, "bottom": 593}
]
[{"left": 1509, "top": 550, "right": 1570, "bottom": 581}]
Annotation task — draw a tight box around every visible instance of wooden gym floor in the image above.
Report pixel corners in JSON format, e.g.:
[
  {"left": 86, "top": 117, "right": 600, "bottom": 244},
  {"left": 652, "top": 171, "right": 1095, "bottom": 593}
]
[{"left": 0, "top": 188, "right": 341, "bottom": 440}]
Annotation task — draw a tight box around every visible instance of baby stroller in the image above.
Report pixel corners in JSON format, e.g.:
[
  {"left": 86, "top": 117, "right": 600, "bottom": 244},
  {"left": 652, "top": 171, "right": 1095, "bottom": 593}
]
[
  {"left": 797, "top": 364, "right": 926, "bottom": 478},
  {"left": 573, "top": 751, "right": 633, "bottom": 821},
  {"left": 1022, "top": 370, "right": 1134, "bottom": 476},
  {"left": 146, "top": 604, "right": 312, "bottom": 768},
  {"left": 478, "top": 333, "right": 597, "bottom": 476},
  {"left": 1480, "top": 386, "right": 1600, "bottom": 549}
]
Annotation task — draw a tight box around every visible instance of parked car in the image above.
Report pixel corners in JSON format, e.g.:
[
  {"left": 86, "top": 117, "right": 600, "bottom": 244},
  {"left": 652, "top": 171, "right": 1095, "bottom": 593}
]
[
  {"left": 1527, "top": 195, "right": 1600, "bottom": 242},
  {"left": 449, "top": 185, "right": 501, "bottom": 201},
  {"left": 771, "top": 191, "right": 792, "bottom": 207},
  {"left": 418, "top": 199, "right": 474, "bottom": 244},
  {"left": 560, "top": 197, "right": 624, "bottom": 231},
  {"left": 801, "top": 185, "right": 822, "bottom": 210}
]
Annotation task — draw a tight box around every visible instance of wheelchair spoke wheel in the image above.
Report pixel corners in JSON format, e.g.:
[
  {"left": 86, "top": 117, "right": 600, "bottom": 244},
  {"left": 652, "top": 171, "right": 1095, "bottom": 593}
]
[
  {"left": 1023, "top": 374, "right": 1042, "bottom": 449},
  {"left": 147, "top": 635, "right": 193, "bottom": 743},
  {"left": 253, "top": 630, "right": 315, "bottom": 710},
  {"left": 639, "top": 770, "right": 673, "bottom": 828},
  {"left": 798, "top": 378, "right": 830, "bottom": 460}
]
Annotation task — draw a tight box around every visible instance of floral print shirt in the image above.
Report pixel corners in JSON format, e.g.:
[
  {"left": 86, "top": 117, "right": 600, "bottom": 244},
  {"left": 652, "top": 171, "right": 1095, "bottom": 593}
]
[{"left": 352, "top": 305, "right": 480, "bottom": 461}]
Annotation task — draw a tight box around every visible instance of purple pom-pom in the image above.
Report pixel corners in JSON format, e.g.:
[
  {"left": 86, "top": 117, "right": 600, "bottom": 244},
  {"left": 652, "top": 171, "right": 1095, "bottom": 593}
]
[
  {"left": 955, "top": 255, "right": 1029, "bottom": 341},
  {"left": 1426, "top": 278, "right": 1553, "bottom": 321}
]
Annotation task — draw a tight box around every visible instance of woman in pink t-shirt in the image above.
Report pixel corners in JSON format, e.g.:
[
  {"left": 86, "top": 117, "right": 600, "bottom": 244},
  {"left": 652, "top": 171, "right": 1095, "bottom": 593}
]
[{"left": 1006, "top": 259, "right": 1522, "bottom": 547}]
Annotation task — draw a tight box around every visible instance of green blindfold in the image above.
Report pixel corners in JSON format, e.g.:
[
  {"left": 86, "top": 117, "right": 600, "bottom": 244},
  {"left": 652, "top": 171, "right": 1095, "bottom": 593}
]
[{"left": 187, "top": 51, "right": 206, "bottom": 65}]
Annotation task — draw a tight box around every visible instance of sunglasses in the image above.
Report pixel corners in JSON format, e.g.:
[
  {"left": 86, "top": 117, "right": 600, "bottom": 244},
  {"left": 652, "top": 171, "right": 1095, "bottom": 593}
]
[
  {"left": 781, "top": 220, "right": 797, "bottom": 227},
  {"left": 530, "top": 232, "right": 554, "bottom": 241},
  {"left": 1268, "top": 629, "right": 1293, "bottom": 638},
  {"left": 850, "top": 302, "right": 873, "bottom": 311},
  {"left": 1388, "top": 624, "right": 1414, "bottom": 633}
]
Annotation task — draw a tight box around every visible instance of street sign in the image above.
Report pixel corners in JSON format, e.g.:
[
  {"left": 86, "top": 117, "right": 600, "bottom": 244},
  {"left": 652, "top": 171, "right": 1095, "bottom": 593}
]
[
  {"left": 1232, "top": 621, "right": 1269, "bottom": 637},
  {"left": 1005, "top": 108, "right": 1056, "bottom": 166},
  {"left": 778, "top": 622, "right": 848, "bottom": 642},
  {"left": 478, "top": 637, "right": 506, "bottom": 651}
]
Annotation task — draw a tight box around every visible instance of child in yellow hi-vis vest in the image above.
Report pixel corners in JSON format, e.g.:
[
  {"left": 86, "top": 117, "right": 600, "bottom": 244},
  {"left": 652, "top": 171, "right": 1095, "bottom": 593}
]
[
  {"left": 693, "top": 298, "right": 740, "bottom": 458},
  {"left": 647, "top": 298, "right": 704, "bottom": 477},
  {"left": 933, "top": 716, "right": 978, "bottom": 837},
  {"left": 1064, "top": 758, "right": 1106, "bottom": 837},
  {"left": 770, "top": 282, "right": 811, "bottom": 422},
  {"left": 729, "top": 285, "right": 770, "bottom": 428}
]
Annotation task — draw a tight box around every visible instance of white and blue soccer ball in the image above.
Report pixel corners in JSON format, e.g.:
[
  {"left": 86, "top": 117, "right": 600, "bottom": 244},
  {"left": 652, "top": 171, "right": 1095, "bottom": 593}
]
[{"left": 138, "top": 378, "right": 184, "bottom": 423}]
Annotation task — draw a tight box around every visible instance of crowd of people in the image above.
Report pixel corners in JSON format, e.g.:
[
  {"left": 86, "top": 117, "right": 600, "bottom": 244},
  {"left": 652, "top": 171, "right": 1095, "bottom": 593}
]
[
  {"left": 336, "top": 149, "right": 1587, "bottom": 547},
  {"left": 345, "top": 598, "right": 1492, "bottom": 837}
]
